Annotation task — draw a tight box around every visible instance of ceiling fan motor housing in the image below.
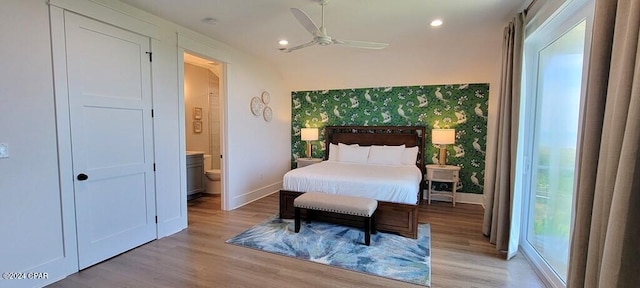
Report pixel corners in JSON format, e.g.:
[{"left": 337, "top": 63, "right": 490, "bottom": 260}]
[{"left": 317, "top": 36, "right": 332, "bottom": 45}]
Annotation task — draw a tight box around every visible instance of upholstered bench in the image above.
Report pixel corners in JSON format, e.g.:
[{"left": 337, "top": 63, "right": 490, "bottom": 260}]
[{"left": 294, "top": 192, "right": 378, "bottom": 246}]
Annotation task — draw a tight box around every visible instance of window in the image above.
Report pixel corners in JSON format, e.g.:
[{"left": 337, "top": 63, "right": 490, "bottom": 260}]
[{"left": 519, "top": 0, "right": 593, "bottom": 286}]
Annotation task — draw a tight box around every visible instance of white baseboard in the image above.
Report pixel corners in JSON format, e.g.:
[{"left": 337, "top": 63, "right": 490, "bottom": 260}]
[
  {"left": 230, "top": 181, "right": 282, "bottom": 210},
  {"left": 426, "top": 191, "right": 484, "bottom": 206}
]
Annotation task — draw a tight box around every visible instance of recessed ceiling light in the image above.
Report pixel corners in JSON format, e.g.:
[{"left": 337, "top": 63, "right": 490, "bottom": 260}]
[
  {"left": 430, "top": 19, "right": 443, "bottom": 27},
  {"left": 201, "top": 17, "right": 217, "bottom": 25},
  {"left": 278, "top": 39, "right": 289, "bottom": 46}
]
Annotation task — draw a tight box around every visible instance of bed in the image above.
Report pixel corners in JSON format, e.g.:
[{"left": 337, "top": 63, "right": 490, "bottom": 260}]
[{"left": 280, "top": 126, "right": 426, "bottom": 239}]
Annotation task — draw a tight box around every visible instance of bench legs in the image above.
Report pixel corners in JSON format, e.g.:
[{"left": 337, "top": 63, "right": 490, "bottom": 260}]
[
  {"left": 294, "top": 207, "right": 301, "bottom": 233},
  {"left": 371, "top": 213, "right": 377, "bottom": 234},
  {"left": 294, "top": 208, "right": 376, "bottom": 246},
  {"left": 364, "top": 212, "right": 377, "bottom": 246},
  {"left": 364, "top": 216, "right": 371, "bottom": 246}
]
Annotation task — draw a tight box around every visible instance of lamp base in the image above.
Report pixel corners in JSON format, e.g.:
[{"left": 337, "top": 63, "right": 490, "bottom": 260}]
[
  {"left": 438, "top": 146, "right": 447, "bottom": 166},
  {"left": 306, "top": 141, "right": 312, "bottom": 158}
]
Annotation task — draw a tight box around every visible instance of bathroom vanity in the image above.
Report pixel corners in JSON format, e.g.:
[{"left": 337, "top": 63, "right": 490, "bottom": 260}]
[{"left": 186, "top": 151, "right": 205, "bottom": 200}]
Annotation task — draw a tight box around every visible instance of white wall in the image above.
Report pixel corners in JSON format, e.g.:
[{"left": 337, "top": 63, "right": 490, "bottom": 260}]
[
  {"left": 0, "top": 0, "right": 290, "bottom": 286},
  {"left": 0, "top": 1, "right": 78, "bottom": 286},
  {"left": 278, "top": 22, "right": 504, "bottom": 97},
  {"left": 224, "top": 54, "right": 291, "bottom": 209}
]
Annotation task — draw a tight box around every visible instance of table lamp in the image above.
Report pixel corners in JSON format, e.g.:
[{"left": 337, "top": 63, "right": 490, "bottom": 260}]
[
  {"left": 432, "top": 129, "right": 455, "bottom": 165},
  {"left": 301, "top": 128, "right": 319, "bottom": 159}
]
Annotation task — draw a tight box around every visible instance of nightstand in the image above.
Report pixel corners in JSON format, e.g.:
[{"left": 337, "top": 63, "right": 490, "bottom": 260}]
[
  {"left": 425, "top": 164, "right": 461, "bottom": 207},
  {"left": 296, "top": 158, "right": 323, "bottom": 168}
]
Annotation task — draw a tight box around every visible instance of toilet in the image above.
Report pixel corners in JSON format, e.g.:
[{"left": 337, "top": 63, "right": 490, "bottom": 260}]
[{"left": 203, "top": 154, "right": 221, "bottom": 194}]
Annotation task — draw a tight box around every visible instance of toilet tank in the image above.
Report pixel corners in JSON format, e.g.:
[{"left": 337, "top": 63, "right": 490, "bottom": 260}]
[{"left": 203, "top": 154, "right": 212, "bottom": 170}]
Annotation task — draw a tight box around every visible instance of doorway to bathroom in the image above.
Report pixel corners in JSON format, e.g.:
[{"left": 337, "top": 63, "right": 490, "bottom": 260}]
[{"left": 183, "top": 52, "right": 224, "bottom": 209}]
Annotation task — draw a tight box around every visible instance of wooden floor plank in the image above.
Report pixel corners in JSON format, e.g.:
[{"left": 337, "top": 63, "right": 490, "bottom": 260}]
[{"left": 48, "top": 193, "right": 544, "bottom": 288}]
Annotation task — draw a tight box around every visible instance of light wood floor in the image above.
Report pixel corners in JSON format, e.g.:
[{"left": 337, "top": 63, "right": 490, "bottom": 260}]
[{"left": 49, "top": 193, "right": 544, "bottom": 288}]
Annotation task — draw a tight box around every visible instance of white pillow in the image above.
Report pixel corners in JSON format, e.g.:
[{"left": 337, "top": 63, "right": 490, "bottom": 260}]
[
  {"left": 337, "top": 143, "right": 370, "bottom": 163},
  {"left": 328, "top": 143, "right": 339, "bottom": 161},
  {"left": 328, "top": 143, "right": 358, "bottom": 161},
  {"left": 367, "top": 145, "right": 405, "bottom": 165},
  {"left": 402, "top": 146, "right": 419, "bottom": 166}
]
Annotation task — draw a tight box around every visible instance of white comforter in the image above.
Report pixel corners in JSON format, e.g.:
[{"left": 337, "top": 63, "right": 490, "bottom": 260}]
[{"left": 283, "top": 161, "right": 422, "bottom": 205}]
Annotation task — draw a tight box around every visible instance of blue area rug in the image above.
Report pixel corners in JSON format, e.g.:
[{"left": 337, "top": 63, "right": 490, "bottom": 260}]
[{"left": 226, "top": 216, "right": 431, "bottom": 286}]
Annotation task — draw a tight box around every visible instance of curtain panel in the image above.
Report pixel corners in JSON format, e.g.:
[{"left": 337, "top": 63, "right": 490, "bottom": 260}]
[
  {"left": 482, "top": 13, "right": 524, "bottom": 257},
  {"left": 567, "top": 0, "right": 640, "bottom": 286}
]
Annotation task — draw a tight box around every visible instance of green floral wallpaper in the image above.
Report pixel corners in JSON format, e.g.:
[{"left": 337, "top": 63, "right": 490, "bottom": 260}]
[{"left": 291, "top": 83, "right": 489, "bottom": 194}]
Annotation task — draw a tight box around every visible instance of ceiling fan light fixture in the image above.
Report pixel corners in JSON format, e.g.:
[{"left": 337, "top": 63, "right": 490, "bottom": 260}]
[{"left": 430, "top": 19, "right": 443, "bottom": 27}]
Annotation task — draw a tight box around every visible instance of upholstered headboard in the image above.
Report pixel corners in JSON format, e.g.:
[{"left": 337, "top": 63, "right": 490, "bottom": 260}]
[{"left": 324, "top": 126, "right": 426, "bottom": 173}]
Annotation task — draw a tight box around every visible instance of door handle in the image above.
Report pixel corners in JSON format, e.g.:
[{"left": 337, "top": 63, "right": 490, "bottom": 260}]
[{"left": 77, "top": 173, "right": 89, "bottom": 181}]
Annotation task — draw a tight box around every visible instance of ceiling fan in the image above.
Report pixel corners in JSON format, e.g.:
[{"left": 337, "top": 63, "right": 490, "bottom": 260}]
[{"left": 283, "top": 0, "right": 389, "bottom": 53}]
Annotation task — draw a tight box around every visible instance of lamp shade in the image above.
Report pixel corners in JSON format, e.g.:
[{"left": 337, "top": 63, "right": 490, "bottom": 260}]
[
  {"left": 432, "top": 129, "right": 455, "bottom": 145},
  {"left": 301, "top": 128, "right": 319, "bottom": 141}
]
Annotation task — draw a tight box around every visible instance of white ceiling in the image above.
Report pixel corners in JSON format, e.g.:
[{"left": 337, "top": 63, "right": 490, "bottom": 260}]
[{"left": 120, "top": 0, "right": 528, "bottom": 88}]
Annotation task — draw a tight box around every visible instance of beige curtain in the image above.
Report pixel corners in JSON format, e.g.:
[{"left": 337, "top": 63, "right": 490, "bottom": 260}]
[
  {"left": 567, "top": 0, "right": 640, "bottom": 287},
  {"left": 482, "top": 13, "right": 524, "bottom": 254}
]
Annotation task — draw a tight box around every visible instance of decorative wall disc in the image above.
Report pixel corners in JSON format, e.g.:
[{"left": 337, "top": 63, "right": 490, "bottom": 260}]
[
  {"left": 250, "top": 97, "right": 263, "bottom": 116},
  {"left": 261, "top": 91, "right": 270, "bottom": 104},
  {"left": 263, "top": 106, "right": 273, "bottom": 122}
]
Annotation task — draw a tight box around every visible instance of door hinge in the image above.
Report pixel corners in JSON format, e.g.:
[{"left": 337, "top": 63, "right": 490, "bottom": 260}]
[
  {"left": 155, "top": 216, "right": 158, "bottom": 223},
  {"left": 151, "top": 109, "right": 154, "bottom": 118},
  {"left": 145, "top": 51, "right": 152, "bottom": 62},
  {"left": 153, "top": 163, "right": 156, "bottom": 171}
]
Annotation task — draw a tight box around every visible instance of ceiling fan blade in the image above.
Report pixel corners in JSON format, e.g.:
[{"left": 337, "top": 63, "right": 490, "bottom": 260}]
[
  {"left": 290, "top": 8, "right": 321, "bottom": 37},
  {"left": 284, "top": 40, "right": 318, "bottom": 53},
  {"left": 332, "top": 39, "right": 389, "bottom": 49}
]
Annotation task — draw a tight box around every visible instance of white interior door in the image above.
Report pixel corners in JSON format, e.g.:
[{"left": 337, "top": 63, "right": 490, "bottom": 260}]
[{"left": 64, "top": 12, "right": 156, "bottom": 269}]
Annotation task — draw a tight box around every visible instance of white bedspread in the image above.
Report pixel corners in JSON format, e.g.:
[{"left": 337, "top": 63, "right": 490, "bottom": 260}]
[{"left": 283, "top": 161, "right": 422, "bottom": 205}]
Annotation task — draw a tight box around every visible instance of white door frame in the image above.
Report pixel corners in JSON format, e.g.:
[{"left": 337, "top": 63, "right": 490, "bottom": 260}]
[{"left": 177, "top": 39, "right": 230, "bottom": 211}]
